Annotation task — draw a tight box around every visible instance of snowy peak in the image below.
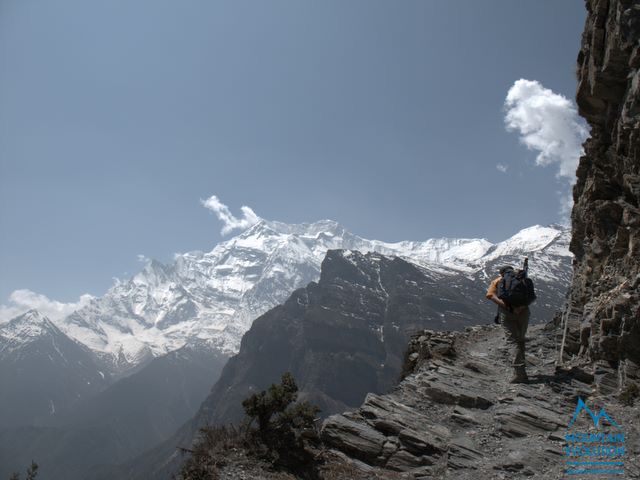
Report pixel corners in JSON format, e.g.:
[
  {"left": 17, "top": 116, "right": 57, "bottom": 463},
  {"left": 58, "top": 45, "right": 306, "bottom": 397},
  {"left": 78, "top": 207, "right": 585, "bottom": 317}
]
[
  {"left": 210, "top": 218, "right": 350, "bottom": 264},
  {"left": 0, "top": 309, "right": 95, "bottom": 365},
  {"left": 45, "top": 220, "right": 571, "bottom": 374},
  {"left": 0, "top": 309, "right": 60, "bottom": 343},
  {"left": 261, "top": 218, "right": 346, "bottom": 237},
  {"left": 133, "top": 259, "right": 173, "bottom": 287},
  {"left": 392, "top": 237, "right": 494, "bottom": 267},
  {"left": 486, "top": 225, "right": 567, "bottom": 260}
]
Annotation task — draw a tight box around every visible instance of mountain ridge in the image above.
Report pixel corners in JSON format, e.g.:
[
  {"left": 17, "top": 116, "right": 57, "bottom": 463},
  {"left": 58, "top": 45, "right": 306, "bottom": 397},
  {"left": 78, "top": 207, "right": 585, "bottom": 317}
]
[
  {"left": 25, "top": 221, "right": 571, "bottom": 374},
  {"left": 109, "top": 244, "right": 572, "bottom": 480}
]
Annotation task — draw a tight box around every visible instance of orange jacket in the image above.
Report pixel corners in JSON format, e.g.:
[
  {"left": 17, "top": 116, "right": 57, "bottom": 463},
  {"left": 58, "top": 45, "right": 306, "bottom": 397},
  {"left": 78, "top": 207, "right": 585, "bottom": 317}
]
[{"left": 486, "top": 277, "right": 501, "bottom": 300}]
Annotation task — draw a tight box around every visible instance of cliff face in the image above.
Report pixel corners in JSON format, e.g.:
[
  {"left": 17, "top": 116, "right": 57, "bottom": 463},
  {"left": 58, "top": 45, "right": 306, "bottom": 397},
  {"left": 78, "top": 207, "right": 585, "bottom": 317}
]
[
  {"left": 321, "top": 325, "right": 637, "bottom": 479},
  {"left": 564, "top": 0, "right": 640, "bottom": 381}
]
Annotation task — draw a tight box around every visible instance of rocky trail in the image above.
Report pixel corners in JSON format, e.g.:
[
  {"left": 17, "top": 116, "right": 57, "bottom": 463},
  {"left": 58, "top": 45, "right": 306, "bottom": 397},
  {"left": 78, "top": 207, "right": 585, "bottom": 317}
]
[
  {"left": 320, "top": 322, "right": 640, "bottom": 479},
  {"left": 207, "top": 321, "right": 639, "bottom": 479}
]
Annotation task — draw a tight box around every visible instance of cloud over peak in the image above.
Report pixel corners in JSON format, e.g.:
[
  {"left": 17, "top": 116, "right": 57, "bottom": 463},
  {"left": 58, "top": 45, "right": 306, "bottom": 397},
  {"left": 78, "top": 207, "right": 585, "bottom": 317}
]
[
  {"left": 504, "top": 78, "right": 589, "bottom": 215},
  {"left": 505, "top": 79, "right": 589, "bottom": 178},
  {"left": 0, "top": 289, "right": 95, "bottom": 323},
  {"left": 201, "top": 195, "right": 261, "bottom": 236}
]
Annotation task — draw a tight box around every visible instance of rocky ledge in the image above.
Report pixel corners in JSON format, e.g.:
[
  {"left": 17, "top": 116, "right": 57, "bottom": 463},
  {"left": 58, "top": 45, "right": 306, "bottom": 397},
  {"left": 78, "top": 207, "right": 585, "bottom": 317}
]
[{"left": 320, "top": 323, "right": 640, "bottom": 479}]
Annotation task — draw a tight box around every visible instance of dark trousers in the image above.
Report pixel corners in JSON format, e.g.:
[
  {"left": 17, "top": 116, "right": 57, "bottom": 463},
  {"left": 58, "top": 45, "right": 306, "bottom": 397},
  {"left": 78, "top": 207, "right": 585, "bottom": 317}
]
[{"left": 499, "top": 306, "right": 530, "bottom": 368}]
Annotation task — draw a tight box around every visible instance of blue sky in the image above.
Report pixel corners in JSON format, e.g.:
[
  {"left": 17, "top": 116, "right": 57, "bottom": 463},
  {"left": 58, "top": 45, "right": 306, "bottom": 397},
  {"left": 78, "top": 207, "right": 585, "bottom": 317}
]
[{"left": 0, "top": 1, "right": 587, "bottom": 305}]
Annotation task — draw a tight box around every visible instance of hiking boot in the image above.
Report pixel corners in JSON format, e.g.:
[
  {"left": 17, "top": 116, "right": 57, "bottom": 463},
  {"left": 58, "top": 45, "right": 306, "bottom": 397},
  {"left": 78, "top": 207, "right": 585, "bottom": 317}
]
[{"left": 509, "top": 367, "right": 528, "bottom": 384}]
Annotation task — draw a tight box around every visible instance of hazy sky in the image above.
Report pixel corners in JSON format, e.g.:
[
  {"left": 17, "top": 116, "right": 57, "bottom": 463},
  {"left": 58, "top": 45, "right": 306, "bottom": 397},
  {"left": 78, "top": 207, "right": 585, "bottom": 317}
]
[{"left": 0, "top": 1, "right": 587, "bottom": 305}]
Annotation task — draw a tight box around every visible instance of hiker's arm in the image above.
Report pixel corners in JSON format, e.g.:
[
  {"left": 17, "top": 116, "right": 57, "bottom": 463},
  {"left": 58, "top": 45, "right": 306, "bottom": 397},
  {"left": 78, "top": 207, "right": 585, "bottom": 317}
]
[
  {"left": 488, "top": 294, "right": 508, "bottom": 310},
  {"left": 485, "top": 278, "right": 506, "bottom": 309}
]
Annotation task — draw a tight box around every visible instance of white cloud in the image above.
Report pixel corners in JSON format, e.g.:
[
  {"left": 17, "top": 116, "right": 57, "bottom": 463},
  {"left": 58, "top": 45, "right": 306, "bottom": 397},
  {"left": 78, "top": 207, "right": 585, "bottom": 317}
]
[
  {"left": 0, "top": 289, "right": 95, "bottom": 323},
  {"left": 504, "top": 78, "right": 589, "bottom": 215},
  {"left": 137, "top": 254, "right": 149, "bottom": 263},
  {"left": 201, "top": 195, "right": 261, "bottom": 235},
  {"left": 496, "top": 163, "right": 509, "bottom": 173}
]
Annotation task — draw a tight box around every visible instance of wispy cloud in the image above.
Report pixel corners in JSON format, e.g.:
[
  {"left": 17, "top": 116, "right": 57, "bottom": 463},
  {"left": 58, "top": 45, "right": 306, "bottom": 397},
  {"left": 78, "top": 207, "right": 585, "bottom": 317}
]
[
  {"left": 496, "top": 163, "right": 509, "bottom": 173},
  {"left": 201, "top": 195, "right": 261, "bottom": 236},
  {"left": 504, "top": 79, "right": 589, "bottom": 215},
  {"left": 0, "top": 289, "right": 95, "bottom": 323}
]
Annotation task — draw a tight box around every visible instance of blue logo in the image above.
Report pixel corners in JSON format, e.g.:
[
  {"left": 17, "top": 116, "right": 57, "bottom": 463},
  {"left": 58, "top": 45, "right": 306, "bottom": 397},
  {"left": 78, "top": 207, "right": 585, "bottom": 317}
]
[
  {"left": 567, "top": 397, "right": 621, "bottom": 430},
  {"left": 563, "top": 397, "right": 625, "bottom": 476}
]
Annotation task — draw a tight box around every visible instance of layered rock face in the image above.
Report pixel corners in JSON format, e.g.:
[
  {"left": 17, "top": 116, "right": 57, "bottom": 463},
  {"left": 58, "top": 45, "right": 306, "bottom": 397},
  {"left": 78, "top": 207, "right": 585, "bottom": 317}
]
[
  {"left": 321, "top": 325, "right": 618, "bottom": 479},
  {"left": 563, "top": 0, "right": 640, "bottom": 382}
]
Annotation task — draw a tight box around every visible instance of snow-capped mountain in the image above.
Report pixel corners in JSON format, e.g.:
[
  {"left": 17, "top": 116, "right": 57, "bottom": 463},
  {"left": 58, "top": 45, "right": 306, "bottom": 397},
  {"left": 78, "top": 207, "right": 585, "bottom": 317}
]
[
  {"left": 0, "top": 310, "right": 109, "bottom": 427},
  {"left": 0, "top": 309, "right": 60, "bottom": 357},
  {"left": 19, "top": 220, "right": 571, "bottom": 373}
]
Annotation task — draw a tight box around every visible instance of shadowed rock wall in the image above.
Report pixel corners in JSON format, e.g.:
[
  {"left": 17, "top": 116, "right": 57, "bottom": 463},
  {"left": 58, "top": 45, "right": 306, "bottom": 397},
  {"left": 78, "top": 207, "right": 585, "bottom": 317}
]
[{"left": 565, "top": 0, "right": 640, "bottom": 383}]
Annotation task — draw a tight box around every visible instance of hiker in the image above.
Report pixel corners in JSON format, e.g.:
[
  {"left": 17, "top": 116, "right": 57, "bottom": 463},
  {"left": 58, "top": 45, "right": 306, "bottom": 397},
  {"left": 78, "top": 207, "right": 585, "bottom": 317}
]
[{"left": 486, "top": 262, "right": 534, "bottom": 384}]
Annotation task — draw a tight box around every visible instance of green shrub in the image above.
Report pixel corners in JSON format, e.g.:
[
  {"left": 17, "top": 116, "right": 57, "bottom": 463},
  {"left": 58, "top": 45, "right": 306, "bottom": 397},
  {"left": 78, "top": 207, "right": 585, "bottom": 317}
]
[
  {"left": 177, "top": 372, "right": 321, "bottom": 479},
  {"left": 243, "top": 372, "right": 299, "bottom": 435},
  {"left": 242, "top": 372, "right": 321, "bottom": 476}
]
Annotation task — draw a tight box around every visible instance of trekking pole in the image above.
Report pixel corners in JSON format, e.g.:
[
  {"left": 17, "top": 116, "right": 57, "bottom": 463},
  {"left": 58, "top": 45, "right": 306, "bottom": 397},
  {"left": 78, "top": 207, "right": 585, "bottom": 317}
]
[{"left": 558, "top": 307, "right": 569, "bottom": 366}]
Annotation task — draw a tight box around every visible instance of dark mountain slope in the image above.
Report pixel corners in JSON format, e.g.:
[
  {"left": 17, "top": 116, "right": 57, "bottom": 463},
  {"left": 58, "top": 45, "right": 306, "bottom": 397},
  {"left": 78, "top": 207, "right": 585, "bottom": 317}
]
[
  {"left": 195, "top": 249, "right": 491, "bottom": 426},
  {"left": 0, "top": 344, "right": 228, "bottom": 480},
  {"left": 0, "top": 310, "right": 109, "bottom": 428},
  {"left": 62, "top": 342, "right": 229, "bottom": 452}
]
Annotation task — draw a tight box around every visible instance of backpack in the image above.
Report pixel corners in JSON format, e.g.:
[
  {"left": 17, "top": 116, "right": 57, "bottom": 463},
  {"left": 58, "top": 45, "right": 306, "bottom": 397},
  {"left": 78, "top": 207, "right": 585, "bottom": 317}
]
[{"left": 497, "top": 264, "right": 536, "bottom": 308}]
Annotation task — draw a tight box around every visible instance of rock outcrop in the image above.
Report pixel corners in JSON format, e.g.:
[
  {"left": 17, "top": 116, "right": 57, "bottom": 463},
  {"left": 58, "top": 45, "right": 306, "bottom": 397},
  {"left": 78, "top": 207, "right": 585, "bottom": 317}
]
[
  {"left": 562, "top": 0, "right": 640, "bottom": 387},
  {"left": 320, "top": 324, "right": 639, "bottom": 479}
]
